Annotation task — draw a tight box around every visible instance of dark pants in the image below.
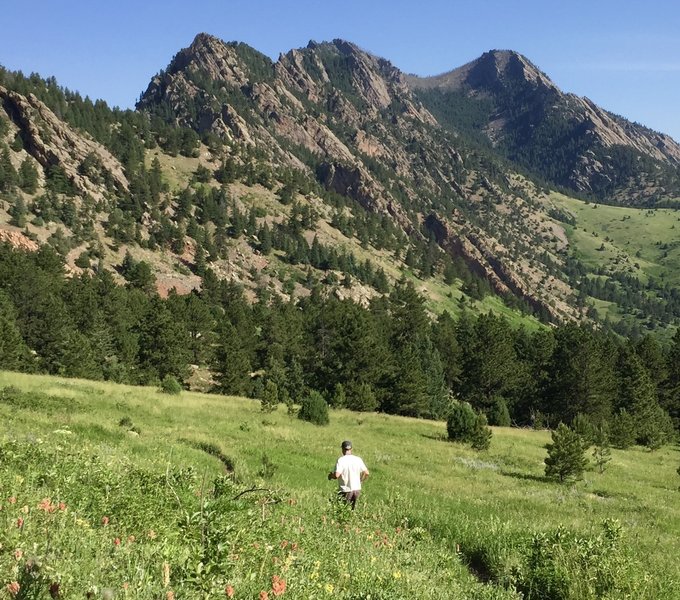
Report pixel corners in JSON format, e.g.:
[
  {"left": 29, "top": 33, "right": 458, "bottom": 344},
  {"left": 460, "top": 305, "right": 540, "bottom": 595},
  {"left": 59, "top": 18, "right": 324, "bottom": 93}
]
[{"left": 339, "top": 490, "right": 361, "bottom": 510}]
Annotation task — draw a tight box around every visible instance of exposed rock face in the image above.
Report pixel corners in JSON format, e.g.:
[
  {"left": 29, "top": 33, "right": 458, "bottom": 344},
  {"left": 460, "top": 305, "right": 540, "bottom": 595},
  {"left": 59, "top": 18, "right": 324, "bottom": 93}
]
[
  {"left": 409, "top": 50, "right": 680, "bottom": 203},
  {"left": 0, "top": 86, "right": 128, "bottom": 196},
  {"left": 0, "top": 228, "right": 39, "bottom": 252},
  {"left": 138, "top": 34, "right": 638, "bottom": 321}
]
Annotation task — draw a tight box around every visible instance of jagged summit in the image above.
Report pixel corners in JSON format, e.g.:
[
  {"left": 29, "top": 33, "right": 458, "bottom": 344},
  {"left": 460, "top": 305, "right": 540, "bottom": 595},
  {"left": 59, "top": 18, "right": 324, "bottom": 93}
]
[{"left": 407, "top": 49, "right": 557, "bottom": 93}]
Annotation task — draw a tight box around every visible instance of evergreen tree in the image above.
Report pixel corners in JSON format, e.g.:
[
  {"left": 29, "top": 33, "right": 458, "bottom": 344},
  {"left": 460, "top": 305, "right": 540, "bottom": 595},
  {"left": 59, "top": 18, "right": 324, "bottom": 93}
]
[
  {"left": 545, "top": 324, "right": 616, "bottom": 425},
  {"left": 137, "top": 297, "right": 190, "bottom": 383},
  {"left": 0, "top": 291, "right": 29, "bottom": 371},
  {"left": 0, "top": 145, "right": 17, "bottom": 192},
  {"left": 18, "top": 157, "right": 39, "bottom": 194},
  {"left": 470, "top": 412, "right": 493, "bottom": 451},
  {"left": 213, "top": 322, "right": 252, "bottom": 396},
  {"left": 298, "top": 390, "right": 329, "bottom": 425},
  {"left": 592, "top": 424, "right": 612, "bottom": 474},
  {"left": 609, "top": 409, "right": 636, "bottom": 449},
  {"left": 260, "top": 380, "right": 279, "bottom": 413},
  {"left": 544, "top": 423, "right": 588, "bottom": 483}
]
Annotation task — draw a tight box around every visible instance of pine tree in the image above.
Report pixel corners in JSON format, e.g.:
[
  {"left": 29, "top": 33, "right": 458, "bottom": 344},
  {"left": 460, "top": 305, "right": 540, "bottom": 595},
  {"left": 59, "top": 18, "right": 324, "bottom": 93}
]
[
  {"left": 592, "top": 424, "right": 612, "bottom": 474},
  {"left": 470, "top": 413, "right": 493, "bottom": 451},
  {"left": 609, "top": 409, "right": 636, "bottom": 449},
  {"left": 213, "top": 322, "right": 252, "bottom": 396},
  {"left": 18, "top": 157, "right": 39, "bottom": 194},
  {"left": 544, "top": 423, "right": 588, "bottom": 483},
  {"left": 0, "top": 291, "right": 29, "bottom": 371}
]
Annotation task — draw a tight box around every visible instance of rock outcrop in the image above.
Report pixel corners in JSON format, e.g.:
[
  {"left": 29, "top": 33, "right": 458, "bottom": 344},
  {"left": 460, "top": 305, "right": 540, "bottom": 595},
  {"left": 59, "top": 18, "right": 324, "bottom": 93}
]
[{"left": 0, "top": 86, "right": 128, "bottom": 197}]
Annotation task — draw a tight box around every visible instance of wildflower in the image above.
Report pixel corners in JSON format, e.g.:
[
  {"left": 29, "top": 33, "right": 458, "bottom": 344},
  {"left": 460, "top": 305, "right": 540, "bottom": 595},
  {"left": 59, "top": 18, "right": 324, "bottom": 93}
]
[
  {"left": 392, "top": 571, "right": 402, "bottom": 579},
  {"left": 225, "top": 585, "right": 235, "bottom": 598},
  {"left": 16, "top": 517, "right": 24, "bottom": 528},
  {"left": 260, "top": 592, "right": 269, "bottom": 600},
  {"left": 38, "top": 498, "right": 55, "bottom": 513},
  {"left": 272, "top": 575, "right": 286, "bottom": 596},
  {"left": 20, "top": 505, "right": 29, "bottom": 514},
  {"left": 123, "top": 582, "right": 129, "bottom": 591},
  {"left": 101, "top": 516, "right": 110, "bottom": 526},
  {"left": 280, "top": 540, "right": 289, "bottom": 549},
  {"left": 163, "top": 562, "right": 170, "bottom": 587},
  {"left": 58, "top": 502, "right": 66, "bottom": 511},
  {"left": 325, "top": 583, "right": 334, "bottom": 594},
  {"left": 14, "top": 549, "right": 23, "bottom": 560},
  {"left": 127, "top": 535, "right": 136, "bottom": 543},
  {"left": 167, "top": 592, "right": 175, "bottom": 600},
  {"left": 291, "top": 543, "right": 298, "bottom": 551},
  {"left": 8, "top": 496, "right": 17, "bottom": 504},
  {"left": 114, "top": 537, "right": 121, "bottom": 546},
  {"left": 7, "top": 582, "right": 20, "bottom": 596},
  {"left": 148, "top": 529, "right": 157, "bottom": 539}
]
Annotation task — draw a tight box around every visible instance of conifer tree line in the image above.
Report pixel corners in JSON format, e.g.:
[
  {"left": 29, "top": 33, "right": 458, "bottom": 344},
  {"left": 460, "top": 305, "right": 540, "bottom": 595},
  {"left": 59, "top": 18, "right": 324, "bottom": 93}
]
[{"left": 0, "top": 242, "right": 677, "bottom": 448}]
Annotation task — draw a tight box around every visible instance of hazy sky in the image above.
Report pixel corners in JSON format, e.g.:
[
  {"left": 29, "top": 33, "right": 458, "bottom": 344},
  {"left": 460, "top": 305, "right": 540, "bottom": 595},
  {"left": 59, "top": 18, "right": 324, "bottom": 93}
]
[{"left": 2, "top": 0, "right": 679, "bottom": 138}]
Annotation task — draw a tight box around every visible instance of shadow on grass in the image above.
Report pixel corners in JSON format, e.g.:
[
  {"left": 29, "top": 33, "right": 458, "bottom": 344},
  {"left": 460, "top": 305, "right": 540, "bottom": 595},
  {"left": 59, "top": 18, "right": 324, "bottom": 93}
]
[{"left": 500, "top": 470, "right": 550, "bottom": 484}]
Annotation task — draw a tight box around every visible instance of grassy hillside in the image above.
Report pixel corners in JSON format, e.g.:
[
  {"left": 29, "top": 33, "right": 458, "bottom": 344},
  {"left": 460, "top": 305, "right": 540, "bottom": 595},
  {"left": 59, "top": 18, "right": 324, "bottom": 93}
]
[
  {"left": 550, "top": 192, "right": 680, "bottom": 286},
  {"left": 1, "top": 371, "right": 678, "bottom": 599}
]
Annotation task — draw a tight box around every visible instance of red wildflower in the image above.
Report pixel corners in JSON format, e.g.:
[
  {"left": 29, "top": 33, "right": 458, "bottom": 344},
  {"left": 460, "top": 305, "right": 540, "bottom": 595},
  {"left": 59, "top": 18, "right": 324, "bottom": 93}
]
[
  {"left": 291, "top": 543, "right": 298, "bottom": 551},
  {"left": 58, "top": 502, "right": 67, "bottom": 511},
  {"left": 38, "top": 498, "right": 55, "bottom": 513},
  {"left": 271, "top": 575, "right": 286, "bottom": 596},
  {"left": 101, "top": 516, "right": 109, "bottom": 526},
  {"left": 8, "top": 496, "right": 17, "bottom": 504},
  {"left": 114, "top": 537, "right": 121, "bottom": 546},
  {"left": 280, "top": 540, "right": 288, "bottom": 549},
  {"left": 14, "top": 549, "right": 23, "bottom": 560},
  {"left": 259, "top": 592, "right": 269, "bottom": 600},
  {"left": 7, "top": 582, "right": 20, "bottom": 596},
  {"left": 225, "top": 585, "right": 235, "bottom": 598},
  {"left": 16, "top": 517, "right": 24, "bottom": 529}
]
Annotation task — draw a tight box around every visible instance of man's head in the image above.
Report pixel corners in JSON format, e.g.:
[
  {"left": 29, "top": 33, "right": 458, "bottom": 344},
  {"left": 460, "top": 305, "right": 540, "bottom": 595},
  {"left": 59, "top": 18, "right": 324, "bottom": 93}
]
[{"left": 341, "top": 440, "right": 352, "bottom": 454}]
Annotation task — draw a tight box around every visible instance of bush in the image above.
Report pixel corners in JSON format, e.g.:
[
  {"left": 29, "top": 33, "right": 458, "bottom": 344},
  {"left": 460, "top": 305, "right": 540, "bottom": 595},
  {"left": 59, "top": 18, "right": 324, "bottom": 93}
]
[
  {"left": 489, "top": 397, "right": 511, "bottom": 427},
  {"left": 446, "top": 401, "right": 477, "bottom": 442},
  {"left": 610, "top": 409, "right": 636, "bottom": 449},
  {"left": 544, "top": 423, "right": 588, "bottom": 483},
  {"left": 260, "top": 380, "right": 279, "bottom": 413},
  {"left": 470, "top": 413, "right": 493, "bottom": 451},
  {"left": 160, "top": 375, "right": 182, "bottom": 395},
  {"left": 346, "top": 382, "right": 378, "bottom": 412},
  {"left": 298, "top": 390, "right": 329, "bottom": 426}
]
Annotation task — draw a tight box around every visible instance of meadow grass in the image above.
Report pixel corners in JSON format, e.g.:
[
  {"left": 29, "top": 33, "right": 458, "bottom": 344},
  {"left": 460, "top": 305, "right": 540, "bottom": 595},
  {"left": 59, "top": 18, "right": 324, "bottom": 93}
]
[
  {"left": 1, "top": 371, "right": 678, "bottom": 599},
  {"left": 549, "top": 192, "right": 680, "bottom": 285}
]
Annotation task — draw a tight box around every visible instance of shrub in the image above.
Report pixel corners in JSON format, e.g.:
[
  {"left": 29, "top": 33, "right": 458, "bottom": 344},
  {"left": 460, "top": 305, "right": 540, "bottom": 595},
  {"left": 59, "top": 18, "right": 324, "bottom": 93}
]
[
  {"left": 544, "top": 423, "right": 588, "bottom": 483},
  {"left": 446, "top": 401, "right": 477, "bottom": 442},
  {"left": 260, "top": 380, "right": 279, "bottom": 413},
  {"left": 610, "top": 409, "right": 636, "bottom": 449},
  {"left": 160, "top": 375, "right": 182, "bottom": 395},
  {"left": 489, "top": 396, "right": 511, "bottom": 427},
  {"left": 572, "top": 413, "right": 595, "bottom": 445},
  {"left": 346, "top": 382, "right": 378, "bottom": 412},
  {"left": 298, "top": 390, "right": 329, "bottom": 426},
  {"left": 470, "top": 413, "right": 493, "bottom": 451}
]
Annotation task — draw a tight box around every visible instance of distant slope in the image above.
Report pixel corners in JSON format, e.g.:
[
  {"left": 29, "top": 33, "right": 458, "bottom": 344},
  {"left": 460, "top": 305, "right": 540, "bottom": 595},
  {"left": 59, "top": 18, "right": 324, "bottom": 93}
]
[{"left": 409, "top": 50, "right": 680, "bottom": 205}]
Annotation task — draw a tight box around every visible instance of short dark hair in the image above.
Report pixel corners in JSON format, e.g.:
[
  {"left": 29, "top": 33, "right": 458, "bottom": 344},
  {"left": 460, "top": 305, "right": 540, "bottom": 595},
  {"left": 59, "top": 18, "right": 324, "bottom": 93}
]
[{"left": 341, "top": 440, "right": 352, "bottom": 451}]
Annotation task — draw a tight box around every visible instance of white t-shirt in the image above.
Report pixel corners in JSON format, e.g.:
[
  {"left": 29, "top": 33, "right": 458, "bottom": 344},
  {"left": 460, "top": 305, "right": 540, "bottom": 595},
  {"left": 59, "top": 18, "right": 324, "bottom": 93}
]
[{"left": 334, "top": 454, "right": 368, "bottom": 492}]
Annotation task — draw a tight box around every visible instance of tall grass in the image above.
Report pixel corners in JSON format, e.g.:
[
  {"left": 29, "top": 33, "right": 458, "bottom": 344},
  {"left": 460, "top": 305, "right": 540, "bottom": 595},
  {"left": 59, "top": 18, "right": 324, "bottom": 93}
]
[{"left": 1, "top": 371, "right": 678, "bottom": 598}]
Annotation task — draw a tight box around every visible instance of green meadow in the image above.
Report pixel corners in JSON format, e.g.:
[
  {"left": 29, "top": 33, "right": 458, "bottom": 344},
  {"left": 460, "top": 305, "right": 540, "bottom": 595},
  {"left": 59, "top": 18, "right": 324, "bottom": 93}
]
[
  {"left": 549, "top": 192, "right": 680, "bottom": 285},
  {"left": 1, "top": 371, "right": 678, "bottom": 599}
]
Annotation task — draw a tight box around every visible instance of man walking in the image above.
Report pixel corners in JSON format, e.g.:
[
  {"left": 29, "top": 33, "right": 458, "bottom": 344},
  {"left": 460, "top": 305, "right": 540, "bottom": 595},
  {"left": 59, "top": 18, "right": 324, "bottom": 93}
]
[{"left": 328, "top": 440, "right": 369, "bottom": 509}]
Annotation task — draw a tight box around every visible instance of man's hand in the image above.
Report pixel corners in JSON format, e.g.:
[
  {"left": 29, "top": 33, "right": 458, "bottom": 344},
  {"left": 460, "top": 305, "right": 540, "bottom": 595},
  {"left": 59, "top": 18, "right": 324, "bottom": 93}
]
[{"left": 327, "top": 471, "right": 335, "bottom": 480}]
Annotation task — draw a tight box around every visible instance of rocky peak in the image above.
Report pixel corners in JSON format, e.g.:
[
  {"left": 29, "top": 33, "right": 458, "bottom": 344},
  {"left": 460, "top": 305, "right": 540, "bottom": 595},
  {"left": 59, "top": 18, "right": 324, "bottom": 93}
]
[{"left": 408, "top": 49, "right": 557, "bottom": 95}]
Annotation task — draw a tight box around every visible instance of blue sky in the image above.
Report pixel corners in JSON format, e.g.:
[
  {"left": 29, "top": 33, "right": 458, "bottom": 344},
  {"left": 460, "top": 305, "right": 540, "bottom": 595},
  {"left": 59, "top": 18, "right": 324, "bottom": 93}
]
[{"left": 2, "top": 1, "right": 679, "bottom": 138}]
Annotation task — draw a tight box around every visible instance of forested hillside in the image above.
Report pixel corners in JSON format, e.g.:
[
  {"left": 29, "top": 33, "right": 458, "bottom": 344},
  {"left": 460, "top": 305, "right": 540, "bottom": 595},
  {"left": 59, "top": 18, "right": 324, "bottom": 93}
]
[{"left": 0, "top": 35, "right": 680, "bottom": 446}]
